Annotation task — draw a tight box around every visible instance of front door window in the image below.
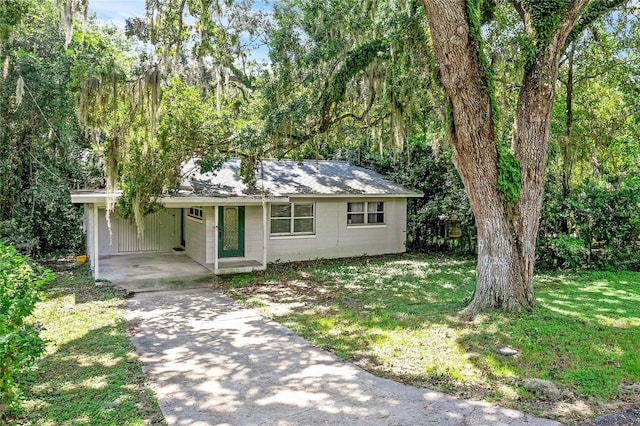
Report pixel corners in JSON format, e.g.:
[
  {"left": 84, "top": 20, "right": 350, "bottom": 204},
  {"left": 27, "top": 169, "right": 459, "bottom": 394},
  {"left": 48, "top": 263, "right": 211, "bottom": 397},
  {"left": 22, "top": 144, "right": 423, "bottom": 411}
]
[
  {"left": 223, "top": 207, "right": 239, "bottom": 251},
  {"left": 218, "top": 206, "right": 244, "bottom": 257}
]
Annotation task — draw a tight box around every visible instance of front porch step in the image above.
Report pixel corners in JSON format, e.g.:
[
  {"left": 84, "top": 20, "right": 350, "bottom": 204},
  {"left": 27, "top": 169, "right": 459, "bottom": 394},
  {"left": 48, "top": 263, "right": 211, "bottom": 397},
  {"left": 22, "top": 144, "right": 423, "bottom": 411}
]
[{"left": 217, "top": 259, "right": 264, "bottom": 275}]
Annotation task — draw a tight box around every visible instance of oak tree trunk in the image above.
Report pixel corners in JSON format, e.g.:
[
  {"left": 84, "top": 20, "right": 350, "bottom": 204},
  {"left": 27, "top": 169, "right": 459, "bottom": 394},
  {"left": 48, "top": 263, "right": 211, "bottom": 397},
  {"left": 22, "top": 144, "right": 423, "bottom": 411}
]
[{"left": 422, "top": 0, "right": 586, "bottom": 316}]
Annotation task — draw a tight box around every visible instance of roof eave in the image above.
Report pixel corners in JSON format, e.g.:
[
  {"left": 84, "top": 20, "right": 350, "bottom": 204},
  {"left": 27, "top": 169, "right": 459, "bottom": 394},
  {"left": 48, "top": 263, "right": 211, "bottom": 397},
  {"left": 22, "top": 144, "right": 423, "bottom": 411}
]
[
  {"left": 70, "top": 190, "right": 291, "bottom": 206},
  {"left": 70, "top": 190, "right": 423, "bottom": 206},
  {"left": 158, "top": 196, "right": 290, "bottom": 206},
  {"left": 286, "top": 192, "right": 423, "bottom": 198},
  {"left": 70, "top": 191, "right": 122, "bottom": 205}
]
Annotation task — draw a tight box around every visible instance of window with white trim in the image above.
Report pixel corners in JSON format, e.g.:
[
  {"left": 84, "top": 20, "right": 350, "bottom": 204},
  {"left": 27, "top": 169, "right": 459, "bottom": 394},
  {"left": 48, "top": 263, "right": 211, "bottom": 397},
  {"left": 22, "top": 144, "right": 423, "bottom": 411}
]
[
  {"left": 347, "top": 201, "right": 384, "bottom": 225},
  {"left": 187, "top": 206, "right": 204, "bottom": 220},
  {"left": 270, "top": 203, "right": 315, "bottom": 235}
]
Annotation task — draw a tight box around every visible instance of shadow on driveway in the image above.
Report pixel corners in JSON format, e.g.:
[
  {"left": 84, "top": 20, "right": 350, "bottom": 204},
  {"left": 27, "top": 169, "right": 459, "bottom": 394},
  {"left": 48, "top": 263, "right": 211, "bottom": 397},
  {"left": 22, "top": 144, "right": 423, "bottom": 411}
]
[{"left": 127, "top": 289, "right": 559, "bottom": 426}]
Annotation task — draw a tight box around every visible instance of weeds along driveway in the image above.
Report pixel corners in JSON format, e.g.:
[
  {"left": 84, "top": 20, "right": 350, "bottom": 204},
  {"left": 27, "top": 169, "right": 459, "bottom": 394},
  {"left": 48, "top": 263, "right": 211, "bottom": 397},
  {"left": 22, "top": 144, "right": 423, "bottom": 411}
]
[{"left": 126, "top": 288, "right": 559, "bottom": 426}]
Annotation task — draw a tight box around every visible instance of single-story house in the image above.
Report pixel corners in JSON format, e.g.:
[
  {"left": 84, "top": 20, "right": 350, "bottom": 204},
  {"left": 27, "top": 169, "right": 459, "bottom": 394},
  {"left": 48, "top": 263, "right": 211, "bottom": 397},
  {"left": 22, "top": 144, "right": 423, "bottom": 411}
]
[{"left": 70, "top": 159, "right": 422, "bottom": 278}]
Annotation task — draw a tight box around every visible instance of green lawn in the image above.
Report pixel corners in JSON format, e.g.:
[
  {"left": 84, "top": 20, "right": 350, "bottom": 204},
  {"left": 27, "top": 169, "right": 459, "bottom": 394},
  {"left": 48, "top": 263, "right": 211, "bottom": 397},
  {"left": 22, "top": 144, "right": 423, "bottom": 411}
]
[
  {"left": 216, "top": 253, "right": 640, "bottom": 423},
  {"left": 11, "top": 254, "right": 638, "bottom": 424},
  {"left": 12, "top": 261, "right": 164, "bottom": 426}
]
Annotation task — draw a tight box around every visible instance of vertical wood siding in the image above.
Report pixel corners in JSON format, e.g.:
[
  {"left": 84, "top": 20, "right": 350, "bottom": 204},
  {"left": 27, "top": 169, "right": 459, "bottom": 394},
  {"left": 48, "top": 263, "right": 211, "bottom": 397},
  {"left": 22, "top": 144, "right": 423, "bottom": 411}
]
[{"left": 97, "top": 208, "right": 181, "bottom": 254}]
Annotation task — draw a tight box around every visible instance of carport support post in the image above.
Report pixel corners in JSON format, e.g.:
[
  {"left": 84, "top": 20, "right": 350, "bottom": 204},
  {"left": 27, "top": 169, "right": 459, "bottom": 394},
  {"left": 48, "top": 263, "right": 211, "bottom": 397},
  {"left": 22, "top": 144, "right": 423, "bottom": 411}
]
[
  {"left": 93, "top": 204, "right": 99, "bottom": 280},
  {"left": 262, "top": 200, "right": 267, "bottom": 268},
  {"left": 214, "top": 206, "right": 219, "bottom": 274}
]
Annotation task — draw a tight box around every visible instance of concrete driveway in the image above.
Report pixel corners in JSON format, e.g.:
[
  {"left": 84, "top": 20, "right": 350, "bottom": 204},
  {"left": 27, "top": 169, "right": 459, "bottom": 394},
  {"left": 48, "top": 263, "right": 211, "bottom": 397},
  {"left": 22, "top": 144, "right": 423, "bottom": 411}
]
[{"left": 127, "top": 288, "right": 560, "bottom": 426}]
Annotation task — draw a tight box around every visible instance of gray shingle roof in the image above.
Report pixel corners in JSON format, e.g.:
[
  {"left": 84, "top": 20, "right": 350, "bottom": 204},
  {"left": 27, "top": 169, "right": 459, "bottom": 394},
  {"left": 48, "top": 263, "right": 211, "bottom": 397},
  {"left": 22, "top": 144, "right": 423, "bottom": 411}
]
[{"left": 181, "top": 159, "right": 420, "bottom": 198}]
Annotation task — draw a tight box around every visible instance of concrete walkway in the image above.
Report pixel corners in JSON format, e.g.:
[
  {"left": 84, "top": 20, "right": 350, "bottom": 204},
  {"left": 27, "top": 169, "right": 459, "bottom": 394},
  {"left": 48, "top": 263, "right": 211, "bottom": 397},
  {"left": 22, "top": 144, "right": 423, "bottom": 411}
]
[{"left": 127, "top": 289, "right": 560, "bottom": 426}]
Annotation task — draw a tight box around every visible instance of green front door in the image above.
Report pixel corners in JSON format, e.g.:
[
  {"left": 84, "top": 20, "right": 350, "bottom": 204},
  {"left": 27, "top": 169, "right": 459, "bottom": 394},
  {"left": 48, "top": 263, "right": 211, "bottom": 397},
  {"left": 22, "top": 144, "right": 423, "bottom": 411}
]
[{"left": 218, "top": 206, "right": 245, "bottom": 258}]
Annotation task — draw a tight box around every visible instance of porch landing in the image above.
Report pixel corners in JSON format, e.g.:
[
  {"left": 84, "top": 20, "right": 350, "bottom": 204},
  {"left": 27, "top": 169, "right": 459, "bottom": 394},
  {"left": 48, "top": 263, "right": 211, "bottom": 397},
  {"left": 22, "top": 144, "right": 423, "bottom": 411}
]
[{"left": 217, "top": 258, "right": 265, "bottom": 275}]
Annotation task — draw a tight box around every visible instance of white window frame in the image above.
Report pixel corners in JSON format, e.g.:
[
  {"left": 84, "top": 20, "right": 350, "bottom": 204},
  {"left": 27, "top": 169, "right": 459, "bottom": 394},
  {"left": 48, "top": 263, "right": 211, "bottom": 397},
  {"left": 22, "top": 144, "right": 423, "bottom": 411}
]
[
  {"left": 270, "top": 202, "right": 315, "bottom": 236},
  {"left": 347, "top": 201, "right": 385, "bottom": 226},
  {"left": 187, "top": 206, "right": 204, "bottom": 221}
]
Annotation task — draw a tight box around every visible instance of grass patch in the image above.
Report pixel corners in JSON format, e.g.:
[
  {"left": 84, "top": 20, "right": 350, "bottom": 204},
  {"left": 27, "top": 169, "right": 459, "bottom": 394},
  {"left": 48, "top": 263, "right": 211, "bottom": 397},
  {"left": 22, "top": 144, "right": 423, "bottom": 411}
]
[
  {"left": 10, "top": 260, "right": 164, "bottom": 426},
  {"left": 215, "top": 253, "right": 640, "bottom": 423}
]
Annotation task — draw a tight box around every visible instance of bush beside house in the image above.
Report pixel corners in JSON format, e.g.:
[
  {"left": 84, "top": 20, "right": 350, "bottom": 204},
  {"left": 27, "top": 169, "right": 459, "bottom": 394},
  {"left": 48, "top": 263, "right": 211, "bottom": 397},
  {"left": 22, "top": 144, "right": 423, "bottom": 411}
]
[{"left": 0, "top": 239, "right": 53, "bottom": 419}]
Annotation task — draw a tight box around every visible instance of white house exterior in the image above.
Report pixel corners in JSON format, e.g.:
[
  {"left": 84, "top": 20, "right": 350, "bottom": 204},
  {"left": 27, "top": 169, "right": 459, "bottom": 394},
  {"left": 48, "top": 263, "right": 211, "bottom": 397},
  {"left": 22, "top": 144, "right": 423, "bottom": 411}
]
[{"left": 71, "top": 159, "right": 422, "bottom": 278}]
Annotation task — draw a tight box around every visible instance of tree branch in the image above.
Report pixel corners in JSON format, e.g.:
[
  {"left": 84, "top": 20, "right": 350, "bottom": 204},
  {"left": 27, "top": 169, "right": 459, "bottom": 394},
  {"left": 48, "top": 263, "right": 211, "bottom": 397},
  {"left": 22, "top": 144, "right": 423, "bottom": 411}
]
[
  {"left": 510, "top": 1, "right": 533, "bottom": 33},
  {"left": 550, "top": 0, "right": 591, "bottom": 58},
  {"left": 567, "top": 0, "right": 629, "bottom": 45}
]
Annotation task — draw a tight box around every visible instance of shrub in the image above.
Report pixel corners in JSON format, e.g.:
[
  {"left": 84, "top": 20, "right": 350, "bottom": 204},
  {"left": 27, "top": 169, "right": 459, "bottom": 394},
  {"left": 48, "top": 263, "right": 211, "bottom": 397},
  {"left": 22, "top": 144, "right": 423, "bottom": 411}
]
[
  {"left": 540, "top": 175, "right": 640, "bottom": 270},
  {"left": 537, "top": 234, "right": 589, "bottom": 269},
  {"left": 0, "top": 182, "right": 84, "bottom": 256},
  {"left": 0, "top": 239, "right": 53, "bottom": 419}
]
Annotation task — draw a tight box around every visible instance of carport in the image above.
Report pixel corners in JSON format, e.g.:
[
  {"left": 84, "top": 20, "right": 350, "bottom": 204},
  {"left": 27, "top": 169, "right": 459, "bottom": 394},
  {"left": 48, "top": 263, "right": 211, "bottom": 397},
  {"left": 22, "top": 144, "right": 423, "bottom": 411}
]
[
  {"left": 98, "top": 252, "right": 213, "bottom": 289},
  {"left": 71, "top": 190, "right": 270, "bottom": 280}
]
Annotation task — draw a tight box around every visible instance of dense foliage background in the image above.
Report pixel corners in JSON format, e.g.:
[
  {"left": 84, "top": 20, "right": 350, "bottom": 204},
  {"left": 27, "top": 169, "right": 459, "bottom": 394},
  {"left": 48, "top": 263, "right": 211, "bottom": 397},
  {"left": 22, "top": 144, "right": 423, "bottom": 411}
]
[{"left": 0, "top": 0, "right": 638, "bottom": 270}]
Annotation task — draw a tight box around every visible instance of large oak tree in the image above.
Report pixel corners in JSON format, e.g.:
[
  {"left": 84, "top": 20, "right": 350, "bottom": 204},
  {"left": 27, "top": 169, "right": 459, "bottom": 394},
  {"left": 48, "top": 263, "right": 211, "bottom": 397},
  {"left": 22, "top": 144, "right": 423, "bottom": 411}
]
[{"left": 421, "top": 0, "right": 627, "bottom": 315}]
